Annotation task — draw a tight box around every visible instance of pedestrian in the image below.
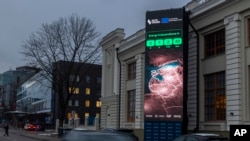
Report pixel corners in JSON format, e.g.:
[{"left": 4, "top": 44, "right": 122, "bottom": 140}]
[{"left": 3, "top": 122, "right": 9, "bottom": 136}]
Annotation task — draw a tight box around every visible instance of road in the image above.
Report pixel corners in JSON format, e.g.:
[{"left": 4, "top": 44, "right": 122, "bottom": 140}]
[
  {"left": 0, "top": 132, "right": 41, "bottom": 141},
  {"left": 0, "top": 128, "right": 60, "bottom": 141}
]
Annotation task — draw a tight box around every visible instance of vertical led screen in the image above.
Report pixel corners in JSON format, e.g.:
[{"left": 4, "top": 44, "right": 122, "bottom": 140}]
[{"left": 144, "top": 8, "right": 187, "bottom": 141}]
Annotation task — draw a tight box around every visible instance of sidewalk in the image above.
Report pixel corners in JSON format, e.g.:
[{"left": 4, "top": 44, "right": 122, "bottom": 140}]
[
  {"left": 9, "top": 127, "right": 61, "bottom": 141},
  {"left": 8, "top": 125, "right": 95, "bottom": 141}
]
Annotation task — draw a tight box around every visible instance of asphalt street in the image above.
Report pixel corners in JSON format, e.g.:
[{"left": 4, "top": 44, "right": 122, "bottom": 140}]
[
  {"left": 0, "top": 131, "right": 40, "bottom": 141},
  {"left": 0, "top": 127, "right": 61, "bottom": 141}
]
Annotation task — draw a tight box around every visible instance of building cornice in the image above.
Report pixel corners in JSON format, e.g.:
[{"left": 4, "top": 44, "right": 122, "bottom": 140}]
[
  {"left": 100, "top": 95, "right": 118, "bottom": 101},
  {"left": 117, "top": 29, "right": 145, "bottom": 53},
  {"left": 99, "top": 28, "right": 125, "bottom": 48},
  {"left": 188, "top": 0, "right": 227, "bottom": 18}
]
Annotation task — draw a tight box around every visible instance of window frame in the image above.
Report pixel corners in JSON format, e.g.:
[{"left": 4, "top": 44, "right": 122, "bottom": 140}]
[
  {"left": 86, "top": 75, "right": 91, "bottom": 83},
  {"left": 204, "top": 28, "right": 225, "bottom": 57},
  {"left": 127, "top": 62, "right": 136, "bottom": 80},
  {"left": 85, "top": 112, "right": 89, "bottom": 117},
  {"left": 204, "top": 71, "right": 226, "bottom": 121},
  {"left": 96, "top": 101, "right": 101, "bottom": 108},
  {"left": 75, "top": 100, "right": 79, "bottom": 106},
  {"left": 69, "top": 74, "right": 80, "bottom": 82},
  {"left": 85, "top": 100, "right": 90, "bottom": 107},
  {"left": 68, "top": 87, "right": 80, "bottom": 94},
  {"left": 85, "top": 88, "right": 91, "bottom": 95},
  {"left": 127, "top": 90, "right": 136, "bottom": 122},
  {"left": 68, "top": 100, "right": 72, "bottom": 106}
]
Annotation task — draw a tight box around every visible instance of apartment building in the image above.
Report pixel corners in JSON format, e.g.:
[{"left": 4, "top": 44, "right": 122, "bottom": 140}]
[{"left": 53, "top": 61, "right": 102, "bottom": 125}]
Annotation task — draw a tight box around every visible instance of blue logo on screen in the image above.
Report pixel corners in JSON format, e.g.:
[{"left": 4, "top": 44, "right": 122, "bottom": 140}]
[{"left": 161, "top": 18, "right": 169, "bottom": 24}]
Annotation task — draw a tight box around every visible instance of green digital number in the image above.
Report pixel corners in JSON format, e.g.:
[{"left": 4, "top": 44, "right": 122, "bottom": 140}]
[
  {"left": 155, "top": 39, "right": 163, "bottom": 46},
  {"left": 146, "top": 40, "right": 154, "bottom": 47},
  {"left": 164, "top": 39, "right": 172, "bottom": 46},
  {"left": 173, "top": 38, "right": 182, "bottom": 45},
  {"left": 146, "top": 37, "right": 182, "bottom": 48}
]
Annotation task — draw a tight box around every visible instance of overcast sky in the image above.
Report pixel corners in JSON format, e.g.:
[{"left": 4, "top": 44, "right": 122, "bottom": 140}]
[{"left": 0, "top": 0, "right": 191, "bottom": 73}]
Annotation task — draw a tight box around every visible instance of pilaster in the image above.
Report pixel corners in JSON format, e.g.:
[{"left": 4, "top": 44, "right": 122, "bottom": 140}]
[
  {"left": 135, "top": 53, "right": 144, "bottom": 129},
  {"left": 224, "top": 13, "right": 242, "bottom": 129}
]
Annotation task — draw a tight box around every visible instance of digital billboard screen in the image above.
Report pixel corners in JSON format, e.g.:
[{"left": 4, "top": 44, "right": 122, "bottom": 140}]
[
  {"left": 144, "top": 8, "right": 188, "bottom": 141},
  {"left": 144, "top": 30, "right": 183, "bottom": 121}
]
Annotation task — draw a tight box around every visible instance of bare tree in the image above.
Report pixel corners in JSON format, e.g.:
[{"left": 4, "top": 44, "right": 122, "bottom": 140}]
[{"left": 21, "top": 14, "right": 101, "bottom": 127}]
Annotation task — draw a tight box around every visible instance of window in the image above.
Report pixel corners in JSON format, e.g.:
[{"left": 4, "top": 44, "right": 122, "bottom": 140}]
[
  {"left": 96, "top": 101, "right": 101, "bottom": 108},
  {"left": 69, "top": 87, "right": 80, "bottom": 94},
  {"left": 127, "top": 90, "right": 136, "bottom": 122},
  {"left": 96, "top": 113, "right": 100, "bottom": 117},
  {"left": 85, "top": 112, "right": 89, "bottom": 117},
  {"left": 128, "top": 62, "right": 136, "bottom": 80},
  {"left": 75, "top": 100, "right": 79, "bottom": 106},
  {"left": 67, "top": 112, "right": 78, "bottom": 119},
  {"left": 71, "top": 100, "right": 79, "bottom": 107},
  {"left": 72, "top": 112, "right": 78, "bottom": 118},
  {"left": 85, "top": 100, "right": 90, "bottom": 107},
  {"left": 204, "top": 71, "right": 226, "bottom": 121},
  {"left": 205, "top": 29, "right": 225, "bottom": 57},
  {"left": 67, "top": 112, "right": 71, "bottom": 119},
  {"left": 68, "top": 100, "right": 72, "bottom": 106},
  {"left": 85, "top": 88, "right": 91, "bottom": 95},
  {"left": 69, "top": 74, "right": 79, "bottom": 82},
  {"left": 86, "top": 76, "right": 90, "bottom": 83}
]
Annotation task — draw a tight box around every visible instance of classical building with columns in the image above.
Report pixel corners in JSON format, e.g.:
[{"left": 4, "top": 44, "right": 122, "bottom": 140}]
[
  {"left": 187, "top": 0, "right": 250, "bottom": 133},
  {"left": 100, "top": 28, "right": 145, "bottom": 130},
  {"left": 100, "top": 0, "right": 250, "bottom": 139}
]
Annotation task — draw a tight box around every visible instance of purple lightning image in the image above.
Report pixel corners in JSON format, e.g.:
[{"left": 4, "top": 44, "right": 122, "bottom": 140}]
[{"left": 144, "top": 48, "right": 183, "bottom": 121}]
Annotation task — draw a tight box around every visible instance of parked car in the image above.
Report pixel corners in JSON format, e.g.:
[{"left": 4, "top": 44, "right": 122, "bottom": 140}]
[
  {"left": 24, "top": 123, "right": 36, "bottom": 131},
  {"left": 173, "top": 133, "right": 229, "bottom": 141},
  {"left": 24, "top": 123, "right": 45, "bottom": 131},
  {"left": 34, "top": 123, "right": 45, "bottom": 131},
  {"left": 62, "top": 130, "right": 138, "bottom": 141},
  {"left": 101, "top": 128, "right": 139, "bottom": 141}
]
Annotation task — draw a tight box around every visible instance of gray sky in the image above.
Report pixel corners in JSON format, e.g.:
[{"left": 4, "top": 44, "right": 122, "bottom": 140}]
[{"left": 0, "top": 0, "right": 191, "bottom": 73}]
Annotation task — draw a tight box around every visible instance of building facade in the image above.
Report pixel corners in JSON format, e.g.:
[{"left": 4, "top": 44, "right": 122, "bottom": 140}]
[
  {"left": 0, "top": 66, "right": 39, "bottom": 120},
  {"left": 15, "top": 62, "right": 102, "bottom": 127},
  {"left": 100, "top": 0, "right": 250, "bottom": 139},
  {"left": 100, "top": 28, "right": 145, "bottom": 130},
  {"left": 16, "top": 71, "right": 52, "bottom": 123},
  {"left": 53, "top": 61, "right": 102, "bottom": 125},
  {"left": 186, "top": 0, "right": 250, "bottom": 132}
]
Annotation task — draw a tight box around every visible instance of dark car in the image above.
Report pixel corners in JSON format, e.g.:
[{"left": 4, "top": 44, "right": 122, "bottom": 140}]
[
  {"left": 62, "top": 130, "right": 138, "bottom": 141},
  {"left": 173, "top": 133, "right": 229, "bottom": 141},
  {"left": 101, "top": 128, "right": 139, "bottom": 141}
]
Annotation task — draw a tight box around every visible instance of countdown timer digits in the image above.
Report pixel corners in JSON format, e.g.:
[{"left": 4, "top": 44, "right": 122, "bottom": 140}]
[{"left": 146, "top": 30, "right": 183, "bottom": 49}]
